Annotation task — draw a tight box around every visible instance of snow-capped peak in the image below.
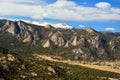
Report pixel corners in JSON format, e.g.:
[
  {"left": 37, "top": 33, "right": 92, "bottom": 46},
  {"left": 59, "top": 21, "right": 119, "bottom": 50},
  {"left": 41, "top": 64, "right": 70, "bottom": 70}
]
[
  {"left": 0, "top": 19, "right": 73, "bottom": 29},
  {"left": 52, "top": 23, "right": 73, "bottom": 29},
  {"left": 25, "top": 21, "right": 73, "bottom": 29}
]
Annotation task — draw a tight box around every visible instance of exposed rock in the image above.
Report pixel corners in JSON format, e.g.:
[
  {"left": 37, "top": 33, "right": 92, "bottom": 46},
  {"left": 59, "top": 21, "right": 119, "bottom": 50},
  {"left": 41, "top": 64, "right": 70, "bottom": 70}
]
[
  {"left": 0, "top": 56, "right": 6, "bottom": 62},
  {"left": 72, "top": 36, "right": 78, "bottom": 46},
  {"left": 74, "top": 55, "right": 80, "bottom": 60},
  {"left": 64, "top": 40, "right": 69, "bottom": 47},
  {"left": 28, "top": 25, "right": 34, "bottom": 32},
  {"left": 72, "top": 48, "right": 84, "bottom": 54},
  {"left": 90, "top": 36, "right": 104, "bottom": 48},
  {"left": 85, "top": 28, "right": 96, "bottom": 33},
  {"left": 51, "top": 31, "right": 62, "bottom": 42},
  {"left": 109, "top": 40, "right": 120, "bottom": 52},
  {"left": 97, "top": 48, "right": 106, "bottom": 58},
  {"left": 79, "top": 38, "right": 86, "bottom": 46},
  {"left": 23, "top": 33, "right": 32, "bottom": 43},
  {"left": 43, "top": 39, "right": 51, "bottom": 48},
  {"left": 20, "top": 75, "right": 27, "bottom": 79},
  {"left": 47, "top": 66, "right": 56, "bottom": 74},
  {"left": 51, "top": 31, "right": 65, "bottom": 47},
  {"left": 7, "top": 54, "right": 15, "bottom": 62},
  {"left": 1, "top": 20, "right": 19, "bottom": 35},
  {"left": 7, "top": 23, "right": 16, "bottom": 35},
  {"left": 32, "top": 32, "right": 40, "bottom": 45},
  {"left": 21, "top": 64, "right": 26, "bottom": 70},
  {"left": 44, "top": 24, "right": 52, "bottom": 29},
  {"left": 30, "top": 72, "right": 37, "bottom": 77},
  {"left": 0, "top": 20, "right": 40, "bottom": 45},
  {"left": 48, "top": 32, "right": 53, "bottom": 37},
  {"left": 1, "top": 19, "right": 120, "bottom": 60},
  {"left": 70, "top": 36, "right": 86, "bottom": 47}
]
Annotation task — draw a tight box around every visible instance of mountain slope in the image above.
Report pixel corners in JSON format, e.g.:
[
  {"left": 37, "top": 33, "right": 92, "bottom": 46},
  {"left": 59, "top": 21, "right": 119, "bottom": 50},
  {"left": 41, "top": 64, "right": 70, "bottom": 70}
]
[
  {"left": 0, "top": 19, "right": 120, "bottom": 61},
  {"left": 0, "top": 53, "right": 120, "bottom": 80}
]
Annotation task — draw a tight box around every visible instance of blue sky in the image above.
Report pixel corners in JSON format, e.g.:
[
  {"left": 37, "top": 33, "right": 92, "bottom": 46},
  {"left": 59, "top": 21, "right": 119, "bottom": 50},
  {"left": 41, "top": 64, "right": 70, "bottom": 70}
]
[{"left": 0, "top": 0, "right": 120, "bottom": 32}]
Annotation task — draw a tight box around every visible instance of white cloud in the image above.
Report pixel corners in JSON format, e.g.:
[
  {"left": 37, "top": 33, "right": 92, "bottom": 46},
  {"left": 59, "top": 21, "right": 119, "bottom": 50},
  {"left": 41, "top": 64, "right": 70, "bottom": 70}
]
[
  {"left": 105, "top": 27, "right": 116, "bottom": 31},
  {"left": 95, "top": 2, "right": 111, "bottom": 9},
  {"left": 0, "top": 0, "right": 42, "bottom": 3},
  {"left": 0, "top": 0, "right": 46, "bottom": 5},
  {"left": 79, "top": 24, "right": 85, "bottom": 28},
  {"left": 0, "top": 0, "right": 35, "bottom": 4},
  {"left": 49, "top": 0, "right": 77, "bottom": 8},
  {"left": 0, "top": 1, "right": 120, "bottom": 21}
]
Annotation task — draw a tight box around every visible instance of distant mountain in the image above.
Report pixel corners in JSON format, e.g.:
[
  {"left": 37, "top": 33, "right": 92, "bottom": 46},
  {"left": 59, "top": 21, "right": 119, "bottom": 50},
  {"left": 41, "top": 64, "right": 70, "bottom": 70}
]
[
  {"left": 0, "top": 19, "right": 120, "bottom": 61},
  {"left": 26, "top": 21, "right": 73, "bottom": 29}
]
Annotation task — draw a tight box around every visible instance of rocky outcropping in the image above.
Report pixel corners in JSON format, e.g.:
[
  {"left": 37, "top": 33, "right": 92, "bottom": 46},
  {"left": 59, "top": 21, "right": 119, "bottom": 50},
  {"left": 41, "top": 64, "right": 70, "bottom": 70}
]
[
  {"left": 1, "top": 19, "right": 120, "bottom": 60},
  {"left": 50, "top": 31, "right": 65, "bottom": 47},
  {"left": 43, "top": 39, "right": 51, "bottom": 48},
  {"left": 85, "top": 28, "right": 96, "bottom": 33},
  {"left": 109, "top": 39, "right": 120, "bottom": 52},
  {"left": 0, "top": 20, "right": 40, "bottom": 45}
]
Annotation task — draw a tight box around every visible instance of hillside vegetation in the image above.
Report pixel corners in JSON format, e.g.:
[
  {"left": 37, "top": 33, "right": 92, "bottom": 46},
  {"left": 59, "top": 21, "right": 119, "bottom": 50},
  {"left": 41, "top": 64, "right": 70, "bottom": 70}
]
[{"left": 0, "top": 53, "right": 120, "bottom": 80}]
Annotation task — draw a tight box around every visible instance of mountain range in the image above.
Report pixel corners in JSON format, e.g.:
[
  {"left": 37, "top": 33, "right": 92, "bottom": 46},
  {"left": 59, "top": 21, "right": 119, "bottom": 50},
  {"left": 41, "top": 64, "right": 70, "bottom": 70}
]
[
  {"left": 0, "top": 19, "right": 120, "bottom": 61},
  {"left": 1, "top": 19, "right": 120, "bottom": 80}
]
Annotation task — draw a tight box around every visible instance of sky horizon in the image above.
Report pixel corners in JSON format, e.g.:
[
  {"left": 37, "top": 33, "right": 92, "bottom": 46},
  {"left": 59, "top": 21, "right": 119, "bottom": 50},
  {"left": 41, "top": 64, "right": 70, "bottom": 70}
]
[{"left": 0, "top": 0, "right": 120, "bottom": 32}]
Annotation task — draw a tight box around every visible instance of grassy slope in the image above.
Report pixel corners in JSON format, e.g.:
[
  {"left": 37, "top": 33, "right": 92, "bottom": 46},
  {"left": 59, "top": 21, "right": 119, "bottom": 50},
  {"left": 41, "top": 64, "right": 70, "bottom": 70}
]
[{"left": 0, "top": 53, "right": 120, "bottom": 80}]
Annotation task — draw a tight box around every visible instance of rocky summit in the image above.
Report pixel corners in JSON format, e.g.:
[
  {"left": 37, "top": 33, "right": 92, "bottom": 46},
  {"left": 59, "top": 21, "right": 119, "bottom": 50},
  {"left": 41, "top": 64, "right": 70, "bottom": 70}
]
[{"left": 0, "top": 19, "right": 120, "bottom": 61}]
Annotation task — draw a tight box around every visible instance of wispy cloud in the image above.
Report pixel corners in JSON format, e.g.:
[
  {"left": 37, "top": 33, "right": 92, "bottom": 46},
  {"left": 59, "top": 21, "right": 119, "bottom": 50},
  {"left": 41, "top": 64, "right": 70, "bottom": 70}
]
[
  {"left": 0, "top": 0, "right": 120, "bottom": 21},
  {"left": 105, "top": 27, "right": 116, "bottom": 31},
  {"left": 0, "top": 0, "right": 45, "bottom": 4},
  {"left": 79, "top": 24, "right": 85, "bottom": 28}
]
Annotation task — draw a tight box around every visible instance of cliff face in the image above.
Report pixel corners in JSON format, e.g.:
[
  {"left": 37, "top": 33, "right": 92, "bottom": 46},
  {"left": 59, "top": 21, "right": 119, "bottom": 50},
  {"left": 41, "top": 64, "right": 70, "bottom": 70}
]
[
  {"left": 0, "top": 19, "right": 40, "bottom": 45},
  {"left": 0, "top": 19, "right": 120, "bottom": 61}
]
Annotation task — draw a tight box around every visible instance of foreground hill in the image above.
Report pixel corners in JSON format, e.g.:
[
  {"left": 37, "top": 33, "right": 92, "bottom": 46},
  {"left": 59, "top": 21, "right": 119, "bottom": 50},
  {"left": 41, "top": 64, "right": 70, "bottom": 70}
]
[{"left": 0, "top": 53, "right": 120, "bottom": 80}]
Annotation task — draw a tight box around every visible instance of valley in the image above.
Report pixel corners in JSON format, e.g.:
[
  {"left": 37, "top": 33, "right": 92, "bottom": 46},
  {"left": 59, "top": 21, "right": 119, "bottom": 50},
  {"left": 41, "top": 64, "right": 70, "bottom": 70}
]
[{"left": 33, "top": 54, "right": 120, "bottom": 74}]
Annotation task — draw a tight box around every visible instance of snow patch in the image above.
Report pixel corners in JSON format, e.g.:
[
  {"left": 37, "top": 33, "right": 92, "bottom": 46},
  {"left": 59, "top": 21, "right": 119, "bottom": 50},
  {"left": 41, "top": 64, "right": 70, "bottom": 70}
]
[{"left": 25, "top": 21, "right": 73, "bottom": 29}]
